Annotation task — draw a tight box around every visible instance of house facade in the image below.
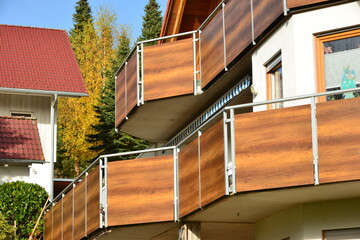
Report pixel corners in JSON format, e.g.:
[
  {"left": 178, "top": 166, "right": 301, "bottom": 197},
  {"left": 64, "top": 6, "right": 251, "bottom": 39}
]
[
  {"left": 0, "top": 25, "right": 86, "bottom": 197},
  {"left": 44, "top": 0, "right": 360, "bottom": 239}
]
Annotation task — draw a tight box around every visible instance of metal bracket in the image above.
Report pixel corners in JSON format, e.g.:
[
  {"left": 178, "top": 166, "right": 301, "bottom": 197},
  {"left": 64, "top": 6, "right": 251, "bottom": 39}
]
[{"left": 311, "top": 97, "right": 320, "bottom": 185}]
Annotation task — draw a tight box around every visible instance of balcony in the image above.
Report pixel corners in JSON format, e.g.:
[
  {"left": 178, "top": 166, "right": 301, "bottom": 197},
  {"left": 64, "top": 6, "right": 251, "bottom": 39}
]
[
  {"left": 115, "top": 0, "right": 334, "bottom": 142},
  {"left": 45, "top": 88, "right": 360, "bottom": 239}
]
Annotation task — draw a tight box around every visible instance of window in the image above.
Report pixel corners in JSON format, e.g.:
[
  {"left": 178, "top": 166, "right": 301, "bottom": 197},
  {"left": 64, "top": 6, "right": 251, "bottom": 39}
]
[
  {"left": 315, "top": 28, "right": 360, "bottom": 101},
  {"left": 11, "top": 112, "right": 32, "bottom": 118},
  {"left": 266, "top": 53, "right": 283, "bottom": 109},
  {"left": 323, "top": 227, "right": 360, "bottom": 240}
]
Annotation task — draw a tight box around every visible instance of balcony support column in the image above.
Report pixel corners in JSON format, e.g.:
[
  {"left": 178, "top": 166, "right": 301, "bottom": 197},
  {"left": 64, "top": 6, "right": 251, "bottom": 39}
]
[{"left": 179, "top": 222, "right": 201, "bottom": 240}]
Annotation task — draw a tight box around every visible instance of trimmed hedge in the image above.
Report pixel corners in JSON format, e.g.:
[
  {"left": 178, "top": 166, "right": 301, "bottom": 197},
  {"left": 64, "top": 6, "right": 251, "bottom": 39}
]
[{"left": 0, "top": 181, "right": 48, "bottom": 239}]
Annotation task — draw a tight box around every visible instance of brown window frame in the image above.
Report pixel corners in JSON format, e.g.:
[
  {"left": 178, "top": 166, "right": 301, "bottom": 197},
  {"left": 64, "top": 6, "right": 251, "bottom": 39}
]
[
  {"left": 266, "top": 53, "right": 283, "bottom": 109},
  {"left": 315, "top": 28, "right": 360, "bottom": 100}
]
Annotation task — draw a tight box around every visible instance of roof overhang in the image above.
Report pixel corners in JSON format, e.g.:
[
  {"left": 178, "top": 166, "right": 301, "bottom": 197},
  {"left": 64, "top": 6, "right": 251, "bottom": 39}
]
[
  {"left": 0, "top": 87, "right": 88, "bottom": 97},
  {"left": 0, "top": 159, "right": 47, "bottom": 164}
]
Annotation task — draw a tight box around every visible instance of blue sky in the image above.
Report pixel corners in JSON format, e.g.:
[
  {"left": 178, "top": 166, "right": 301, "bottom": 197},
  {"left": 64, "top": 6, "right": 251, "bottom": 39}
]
[{"left": 0, "top": 0, "right": 168, "bottom": 42}]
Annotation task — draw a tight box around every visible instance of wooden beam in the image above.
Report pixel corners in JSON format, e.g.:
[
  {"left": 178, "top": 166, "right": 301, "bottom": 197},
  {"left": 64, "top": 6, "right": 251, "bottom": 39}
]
[{"left": 170, "top": 0, "right": 187, "bottom": 41}]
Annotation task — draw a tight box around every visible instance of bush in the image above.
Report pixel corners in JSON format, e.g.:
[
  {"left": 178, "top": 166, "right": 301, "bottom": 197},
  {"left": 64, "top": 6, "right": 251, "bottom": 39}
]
[
  {"left": 0, "top": 181, "right": 48, "bottom": 240},
  {"left": 0, "top": 212, "right": 15, "bottom": 240}
]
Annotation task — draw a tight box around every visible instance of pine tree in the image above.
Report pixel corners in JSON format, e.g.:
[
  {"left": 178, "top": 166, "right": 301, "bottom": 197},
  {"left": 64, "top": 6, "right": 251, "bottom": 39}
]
[
  {"left": 69, "top": 0, "right": 93, "bottom": 39},
  {"left": 137, "top": 0, "right": 163, "bottom": 45},
  {"left": 87, "top": 26, "right": 149, "bottom": 158}
]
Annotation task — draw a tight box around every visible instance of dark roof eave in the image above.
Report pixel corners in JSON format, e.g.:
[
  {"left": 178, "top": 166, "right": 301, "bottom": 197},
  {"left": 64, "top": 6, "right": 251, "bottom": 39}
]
[
  {"left": 0, "top": 159, "right": 48, "bottom": 164},
  {"left": 0, "top": 87, "right": 88, "bottom": 97}
]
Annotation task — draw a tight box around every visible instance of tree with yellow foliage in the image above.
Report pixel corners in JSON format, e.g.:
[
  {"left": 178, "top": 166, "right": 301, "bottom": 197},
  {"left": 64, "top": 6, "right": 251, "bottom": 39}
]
[{"left": 57, "top": 2, "right": 121, "bottom": 177}]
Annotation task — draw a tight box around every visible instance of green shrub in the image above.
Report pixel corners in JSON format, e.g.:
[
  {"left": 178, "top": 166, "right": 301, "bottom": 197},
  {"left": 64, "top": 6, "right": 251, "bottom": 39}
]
[
  {"left": 0, "top": 181, "right": 48, "bottom": 240},
  {"left": 0, "top": 212, "right": 15, "bottom": 240}
]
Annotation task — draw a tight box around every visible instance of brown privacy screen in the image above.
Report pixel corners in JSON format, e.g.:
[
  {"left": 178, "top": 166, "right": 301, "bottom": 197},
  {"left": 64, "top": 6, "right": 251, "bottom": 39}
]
[
  {"left": 143, "top": 38, "right": 194, "bottom": 100},
  {"left": 234, "top": 105, "right": 314, "bottom": 192},
  {"left": 44, "top": 168, "right": 100, "bottom": 240},
  {"left": 107, "top": 155, "right": 174, "bottom": 226},
  {"left": 178, "top": 120, "right": 225, "bottom": 218}
]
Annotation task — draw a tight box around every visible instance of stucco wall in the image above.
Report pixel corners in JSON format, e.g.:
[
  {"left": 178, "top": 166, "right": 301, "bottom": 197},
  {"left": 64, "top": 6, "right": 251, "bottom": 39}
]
[
  {"left": 255, "top": 198, "right": 360, "bottom": 240},
  {"left": 256, "top": 204, "right": 304, "bottom": 240}
]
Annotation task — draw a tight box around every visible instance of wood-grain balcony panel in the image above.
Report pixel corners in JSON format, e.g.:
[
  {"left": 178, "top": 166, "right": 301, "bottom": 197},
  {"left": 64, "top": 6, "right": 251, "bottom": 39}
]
[
  {"left": 53, "top": 200, "right": 62, "bottom": 240},
  {"left": 44, "top": 208, "right": 53, "bottom": 240},
  {"left": 317, "top": 97, "right": 360, "bottom": 184},
  {"left": 224, "top": 0, "right": 252, "bottom": 66},
  {"left": 115, "top": 66, "right": 126, "bottom": 127},
  {"left": 235, "top": 105, "right": 314, "bottom": 192},
  {"left": 143, "top": 39, "right": 194, "bottom": 100},
  {"left": 87, "top": 167, "right": 100, "bottom": 234},
  {"left": 179, "top": 137, "right": 200, "bottom": 218},
  {"left": 287, "top": 0, "right": 331, "bottom": 8},
  {"left": 107, "top": 155, "right": 174, "bottom": 226},
  {"left": 200, "top": 120, "right": 225, "bottom": 206},
  {"left": 74, "top": 180, "right": 86, "bottom": 239},
  {"left": 127, "top": 53, "right": 138, "bottom": 116},
  {"left": 200, "top": 9, "right": 224, "bottom": 88},
  {"left": 253, "top": 0, "right": 283, "bottom": 40},
  {"left": 62, "top": 189, "right": 73, "bottom": 240}
]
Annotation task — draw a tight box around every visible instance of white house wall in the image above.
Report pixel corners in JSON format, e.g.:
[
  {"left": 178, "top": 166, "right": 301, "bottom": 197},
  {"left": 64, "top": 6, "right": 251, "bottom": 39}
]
[
  {"left": 0, "top": 93, "right": 54, "bottom": 192},
  {"left": 0, "top": 165, "right": 30, "bottom": 184},
  {"left": 255, "top": 198, "right": 360, "bottom": 240},
  {"left": 252, "top": 2, "right": 360, "bottom": 111}
]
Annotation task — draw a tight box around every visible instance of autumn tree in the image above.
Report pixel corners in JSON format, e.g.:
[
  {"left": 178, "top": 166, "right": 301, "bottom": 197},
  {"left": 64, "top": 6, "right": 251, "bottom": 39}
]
[
  {"left": 87, "top": 26, "right": 149, "bottom": 157},
  {"left": 137, "top": 0, "right": 163, "bottom": 45},
  {"left": 57, "top": 3, "right": 117, "bottom": 177}
]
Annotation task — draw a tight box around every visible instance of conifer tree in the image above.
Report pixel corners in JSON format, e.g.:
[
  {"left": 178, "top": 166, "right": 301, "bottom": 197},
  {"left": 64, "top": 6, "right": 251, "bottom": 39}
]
[
  {"left": 137, "top": 0, "right": 163, "bottom": 45},
  {"left": 87, "top": 26, "right": 149, "bottom": 157},
  {"left": 69, "top": 0, "right": 93, "bottom": 39}
]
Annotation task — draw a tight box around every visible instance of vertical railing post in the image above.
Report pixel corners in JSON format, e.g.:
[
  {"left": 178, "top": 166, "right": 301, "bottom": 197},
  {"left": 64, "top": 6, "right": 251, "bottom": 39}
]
[
  {"left": 229, "top": 109, "right": 237, "bottom": 193},
  {"left": 199, "top": 30, "right": 202, "bottom": 93},
  {"left": 72, "top": 183, "right": 75, "bottom": 240},
  {"left": 311, "top": 97, "right": 320, "bottom": 185},
  {"left": 223, "top": 111, "right": 230, "bottom": 195},
  {"left": 124, "top": 61, "right": 128, "bottom": 120},
  {"left": 136, "top": 45, "right": 141, "bottom": 106},
  {"left": 173, "top": 148, "right": 179, "bottom": 221},
  {"left": 193, "top": 32, "right": 199, "bottom": 95},
  {"left": 141, "top": 42, "right": 145, "bottom": 105},
  {"left": 283, "top": 0, "right": 289, "bottom": 16},
  {"left": 197, "top": 131, "right": 202, "bottom": 207},
  {"left": 61, "top": 194, "right": 64, "bottom": 240},
  {"left": 85, "top": 172, "right": 88, "bottom": 236},
  {"left": 103, "top": 157, "right": 108, "bottom": 227},
  {"left": 222, "top": 2, "right": 228, "bottom": 71},
  {"left": 250, "top": 0, "right": 256, "bottom": 45},
  {"left": 99, "top": 158, "right": 103, "bottom": 228}
]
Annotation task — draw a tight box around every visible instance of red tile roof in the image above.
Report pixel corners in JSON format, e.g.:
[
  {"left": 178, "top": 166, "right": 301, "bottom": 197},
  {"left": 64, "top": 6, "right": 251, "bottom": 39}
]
[
  {"left": 0, "top": 24, "right": 87, "bottom": 96},
  {"left": 0, "top": 116, "right": 44, "bottom": 161}
]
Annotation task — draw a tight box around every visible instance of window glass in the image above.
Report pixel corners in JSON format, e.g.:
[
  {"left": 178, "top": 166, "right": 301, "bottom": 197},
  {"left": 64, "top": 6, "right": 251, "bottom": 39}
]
[
  {"left": 324, "top": 228, "right": 360, "bottom": 240},
  {"left": 320, "top": 32, "right": 360, "bottom": 100},
  {"left": 267, "top": 60, "right": 283, "bottom": 109}
]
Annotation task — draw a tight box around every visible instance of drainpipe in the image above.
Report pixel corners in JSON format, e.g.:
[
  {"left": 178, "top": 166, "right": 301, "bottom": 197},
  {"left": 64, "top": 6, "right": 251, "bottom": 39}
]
[{"left": 49, "top": 94, "right": 58, "bottom": 201}]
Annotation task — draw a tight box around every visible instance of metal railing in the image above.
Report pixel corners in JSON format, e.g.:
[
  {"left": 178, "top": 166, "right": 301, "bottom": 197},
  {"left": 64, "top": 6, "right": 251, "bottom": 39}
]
[
  {"left": 46, "top": 146, "right": 179, "bottom": 231},
  {"left": 47, "top": 87, "right": 360, "bottom": 237},
  {"left": 115, "top": 0, "right": 290, "bottom": 109}
]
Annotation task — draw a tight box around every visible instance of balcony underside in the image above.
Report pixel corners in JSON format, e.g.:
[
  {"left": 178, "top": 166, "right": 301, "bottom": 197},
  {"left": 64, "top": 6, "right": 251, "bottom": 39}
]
[{"left": 187, "top": 180, "right": 360, "bottom": 223}]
